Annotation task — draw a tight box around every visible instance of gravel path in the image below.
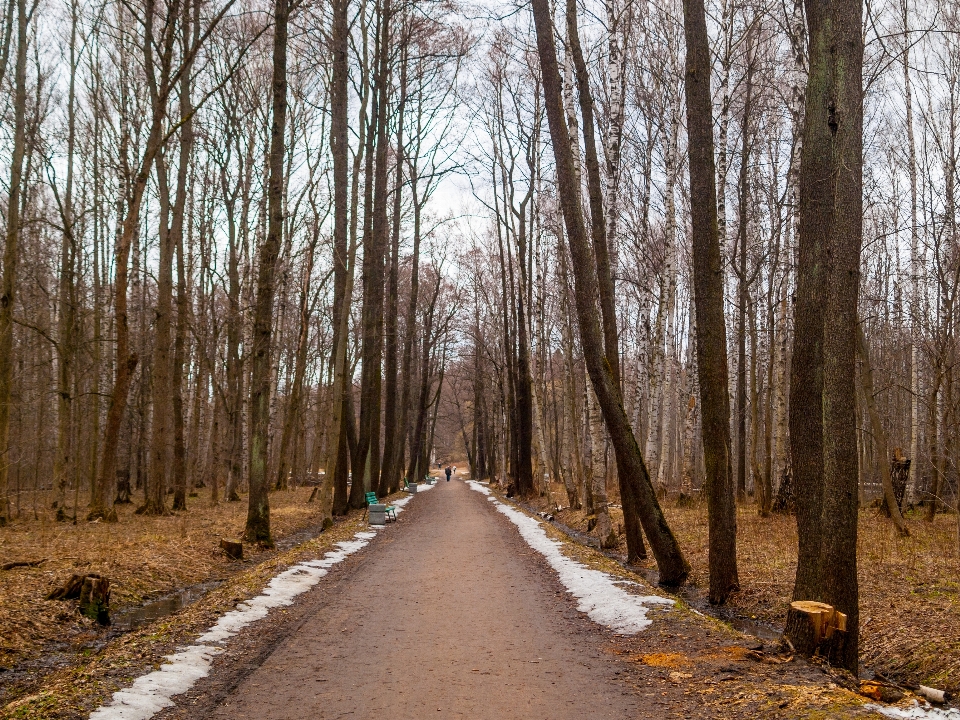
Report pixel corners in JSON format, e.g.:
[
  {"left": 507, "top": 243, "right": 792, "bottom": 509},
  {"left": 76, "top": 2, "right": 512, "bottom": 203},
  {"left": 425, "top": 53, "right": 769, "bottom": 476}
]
[{"left": 198, "top": 479, "right": 642, "bottom": 719}]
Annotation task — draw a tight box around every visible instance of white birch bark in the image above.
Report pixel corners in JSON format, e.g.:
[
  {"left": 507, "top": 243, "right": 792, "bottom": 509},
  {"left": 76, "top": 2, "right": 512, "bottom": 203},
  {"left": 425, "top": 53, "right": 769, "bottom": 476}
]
[
  {"left": 650, "top": 124, "right": 678, "bottom": 491},
  {"left": 715, "top": 0, "right": 734, "bottom": 256},
  {"left": 681, "top": 291, "right": 697, "bottom": 495},
  {"left": 603, "top": 0, "right": 626, "bottom": 282},
  {"left": 902, "top": 0, "right": 921, "bottom": 500}
]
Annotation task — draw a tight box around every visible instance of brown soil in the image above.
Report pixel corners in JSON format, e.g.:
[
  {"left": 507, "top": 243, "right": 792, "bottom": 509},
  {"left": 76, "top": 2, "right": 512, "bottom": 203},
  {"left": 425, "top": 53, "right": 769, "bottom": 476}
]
[
  {"left": 155, "top": 481, "right": 875, "bottom": 719},
  {"left": 540, "top": 482, "right": 960, "bottom": 693}
]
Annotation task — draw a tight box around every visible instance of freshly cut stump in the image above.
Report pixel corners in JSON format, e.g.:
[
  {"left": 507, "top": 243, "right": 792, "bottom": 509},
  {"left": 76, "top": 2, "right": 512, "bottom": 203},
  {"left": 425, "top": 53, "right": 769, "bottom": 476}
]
[{"left": 784, "top": 600, "right": 848, "bottom": 663}]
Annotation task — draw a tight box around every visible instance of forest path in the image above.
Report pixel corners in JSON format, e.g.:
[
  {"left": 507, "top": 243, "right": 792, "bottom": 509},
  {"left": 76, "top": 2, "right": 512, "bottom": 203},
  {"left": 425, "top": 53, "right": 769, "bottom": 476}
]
[{"left": 182, "top": 478, "right": 643, "bottom": 719}]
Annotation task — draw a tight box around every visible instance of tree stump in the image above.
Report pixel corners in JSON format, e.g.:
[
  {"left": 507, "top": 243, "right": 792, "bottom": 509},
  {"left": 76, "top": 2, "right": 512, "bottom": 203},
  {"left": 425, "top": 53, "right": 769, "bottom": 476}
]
[
  {"left": 47, "top": 573, "right": 94, "bottom": 600},
  {"left": 115, "top": 470, "right": 132, "bottom": 504},
  {"left": 79, "top": 575, "right": 111, "bottom": 624},
  {"left": 47, "top": 572, "right": 111, "bottom": 625},
  {"left": 772, "top": 465, "right": 795, "bottom": 514},
  {"left": 784, "top": 600, "right": 848, "bottom": 664},
  {"left": 219, "top": 539, "right": 243, "bottom": 560},
  {"left": 890, "top": 449, "right": 910, "bottom": 511}
]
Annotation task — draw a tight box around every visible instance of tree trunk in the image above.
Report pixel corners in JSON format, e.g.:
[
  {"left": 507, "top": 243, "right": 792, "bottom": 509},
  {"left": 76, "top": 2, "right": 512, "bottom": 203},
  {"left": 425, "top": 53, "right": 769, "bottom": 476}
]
[
  {"left": 245, "top": 0, "right": 290, "bottom": 545},
  {"left": 856, "top": 324, "right": 909, "bottom": 535},
  {"left": 681, "top": 0, "right": 739, "bottom": 602},
  {"left": 95, "top": 0, "right": 180, "bottom": 522},
  {"left": 275, "top": 233, "right": 316, "bottom": 491},
  {"left": 788, "top": 0, "right": 863, "bottom": 673},
  {"left": 320, "top": 0, "right": 359, "bottom": 521},
  {"left": 380, "top": 40, "right": 408, "bottom": 497},
  {"left": 171, "top": 0, "right": 197, "bottom": 512},
  {"left": 565, "top": 0, "right": 648, "bottom": 558},
  {"left": 734, "top": 48, "right": 754, "bottom": 503},
  {"left": 0, "top": 0, "right": 27, "bottom": 523}
]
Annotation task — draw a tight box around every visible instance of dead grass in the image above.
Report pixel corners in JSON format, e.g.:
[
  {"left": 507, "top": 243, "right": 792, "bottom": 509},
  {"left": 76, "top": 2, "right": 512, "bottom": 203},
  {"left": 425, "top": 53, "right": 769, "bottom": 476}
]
[
  {"left": 0, "top": 509, "right": 370, "bottom": 719},
  {"left": 539, "top": 481, "right": 960, "bottom": 692},
  {"left": 0, "top": 486, "right": 328, "bottom": 676}
]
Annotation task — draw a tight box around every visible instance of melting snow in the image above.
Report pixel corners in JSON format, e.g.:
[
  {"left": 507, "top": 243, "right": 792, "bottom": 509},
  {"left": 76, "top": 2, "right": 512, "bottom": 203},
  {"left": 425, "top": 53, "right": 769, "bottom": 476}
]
[
  {"left": 467, "top": 481, "right": 670, "bottom": 633},
  {"left": 90, "top": 498, "right": 416, "bottom": 719},
  {"left": 868, "top": 702, "right": 960, "bottom": 719}
]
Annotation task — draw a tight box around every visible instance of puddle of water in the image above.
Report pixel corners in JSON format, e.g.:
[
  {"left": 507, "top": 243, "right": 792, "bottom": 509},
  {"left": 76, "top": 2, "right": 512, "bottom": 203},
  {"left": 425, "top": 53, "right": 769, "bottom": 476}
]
[
  {"left": 276, "top": 522, "right": 327, "bottom": 551},
  {"left": 111, "top": 580, "right": 224, "bottom": 632},
  {"left": 728, "top": 616, "right": 782, "bottom": 642}
]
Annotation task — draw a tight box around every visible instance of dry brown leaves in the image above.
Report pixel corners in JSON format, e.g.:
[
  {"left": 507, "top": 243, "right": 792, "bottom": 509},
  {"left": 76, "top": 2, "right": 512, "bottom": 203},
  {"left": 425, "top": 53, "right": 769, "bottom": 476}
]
[{"left": 540, "top": 482, "right": 960, "bottom": 694}]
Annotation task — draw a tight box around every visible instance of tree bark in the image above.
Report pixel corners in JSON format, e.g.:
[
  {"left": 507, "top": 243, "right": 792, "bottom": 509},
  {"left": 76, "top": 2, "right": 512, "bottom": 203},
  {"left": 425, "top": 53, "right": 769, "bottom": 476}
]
[
  {"left": 352, "top": 0, "right": 391, "bottom": 508},
  {"left": 681, "top": 0, "right": 739, "bottom": 602},
  {"left": 788, "top": 0, "right": 863, "bottom": 673},
  {"left": 566, "top": 0, "right": 645, "bottom": 560},
  {"left": 379, "top": 37, "right": 408, "bottom": 497},
  {"left": 96, "top": 0, "right": 180, "bottom": 522},
  {"left": 0, "top": 0, "right": 27, "bottom": 523},
  {"left": 245, "top": 0, "right": 290, "bottom": 545}
]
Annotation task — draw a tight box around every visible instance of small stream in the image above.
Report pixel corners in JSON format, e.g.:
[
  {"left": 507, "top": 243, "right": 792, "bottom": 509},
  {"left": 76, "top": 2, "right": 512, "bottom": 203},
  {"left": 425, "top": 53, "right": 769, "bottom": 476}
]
[
  {"left": 0, "top": 516, "right": 340, "bottom": 703},
  {"left": 110, "top": 579, "right": 226, "bottom": 632}
]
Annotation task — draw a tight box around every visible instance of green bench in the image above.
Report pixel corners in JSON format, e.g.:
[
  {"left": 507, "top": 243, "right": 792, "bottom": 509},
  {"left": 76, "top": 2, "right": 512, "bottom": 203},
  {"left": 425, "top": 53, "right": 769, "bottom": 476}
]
[{"left": 365, "top": 491, "right": 396, "bottom": 522}]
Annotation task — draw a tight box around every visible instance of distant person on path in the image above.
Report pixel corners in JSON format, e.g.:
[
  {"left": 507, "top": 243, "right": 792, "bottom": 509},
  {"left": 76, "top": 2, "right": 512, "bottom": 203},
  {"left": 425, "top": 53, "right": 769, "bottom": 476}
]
[
  {"left": 445, "top": 465, "right": 452, "bottom": 482},
  {"left": 452, "top": 465, "right": 457, "bottom": 478}
]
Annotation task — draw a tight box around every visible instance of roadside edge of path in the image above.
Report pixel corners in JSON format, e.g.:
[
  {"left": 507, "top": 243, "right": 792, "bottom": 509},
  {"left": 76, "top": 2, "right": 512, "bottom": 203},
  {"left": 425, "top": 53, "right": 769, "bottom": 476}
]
[
  {"left": 0, "top": 486, "right": 433, "bottom": 720},
  {"left": 466, "top": 481, "right": 673, "bottom": 634},
  {"left": 88, "top": 484, "right": 435, "bottom": 720},
  {"left": 468, "top": 481, "right": 960, "bottom": 720}
]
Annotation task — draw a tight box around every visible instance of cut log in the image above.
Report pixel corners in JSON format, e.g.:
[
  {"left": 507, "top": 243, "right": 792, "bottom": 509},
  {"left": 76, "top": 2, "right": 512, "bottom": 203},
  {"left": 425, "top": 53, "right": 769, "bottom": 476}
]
[
  {"left": 859, "top": 680, "right": 904, "bottom": 703},
  {"left": 918, "top": 685, "right": 948, "bottom": 704},
  {"left": 79, "top": 575, "right": 111, "bottom": 625},
  {"left": 219, "top": 539, "right": 243, "bottom": 560},
  {"left": 2, "top": 558, "right": 46, "bottom": 571},
  {"left": 784, "top": 600, "right": 849, "bottom": 664}
]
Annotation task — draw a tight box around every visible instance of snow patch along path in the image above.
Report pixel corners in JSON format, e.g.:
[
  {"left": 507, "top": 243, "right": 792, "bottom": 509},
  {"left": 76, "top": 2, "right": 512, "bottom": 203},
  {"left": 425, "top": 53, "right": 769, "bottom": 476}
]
[
  {"left": 467, "top": 481, "right": 670, "bottom": 633},
  {"left": 868, "top": 702, "right": 960, "bottom": 719},
  {"left": 88, "top": 485, "right": 432, "bottom": 720}
]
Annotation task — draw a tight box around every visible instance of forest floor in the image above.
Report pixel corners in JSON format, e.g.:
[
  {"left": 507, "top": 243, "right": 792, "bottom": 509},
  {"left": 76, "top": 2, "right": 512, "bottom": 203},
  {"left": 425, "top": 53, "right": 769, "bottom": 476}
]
[
  {"left": 534, "top": 482, "right": 960, "bottom": 695},
  {"left": 0, "top": 479, "right": 950, "bottom": 719},
  {"left": 107, "top": 479, "right": 879, "bottom": 719},
  {"left": 0, "top": 485, "right": 333, "bottom": 709}
]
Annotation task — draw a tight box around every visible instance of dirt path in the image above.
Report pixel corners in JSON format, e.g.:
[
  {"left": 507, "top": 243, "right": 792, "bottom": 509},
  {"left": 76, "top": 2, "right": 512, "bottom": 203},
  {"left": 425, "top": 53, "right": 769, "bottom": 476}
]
[
  {"left": 143, "top": 480, "right": 890, "bottom": 720},
  {"left": 179, "top": 480, "right": 643, "bottom": 719}
]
